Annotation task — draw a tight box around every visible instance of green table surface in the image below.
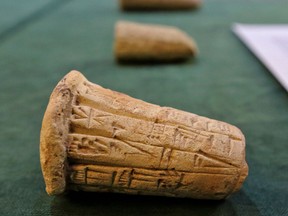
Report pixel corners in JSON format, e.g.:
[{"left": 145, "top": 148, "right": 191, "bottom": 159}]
[{"left": 0, "top": 0, "right": 288, "bottom": 215}]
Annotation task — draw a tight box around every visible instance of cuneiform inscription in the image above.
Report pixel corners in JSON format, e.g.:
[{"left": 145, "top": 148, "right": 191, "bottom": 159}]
[
  {"left": 68, "top": 134, "right": 110, "bottom": 155},
  {"left": 70, "top": 104, "right": 242, "bottom": 167},
  {"left": 69, "top": 164, "right": 239, "bottom": 199},
  {"left": 68, "top": 134, "right": 157, "bottom": 156},
  {"left": 40, "top": 71, "right": 247, "bottom": 198},
  {"left": 77, "top": 83, "right": 243, "bottom": 141},
  {"left": 69, "top": 165, "right": 182, "bottom": 190},
  {"left": 67, "top": 132, "right": 238, "bottom": 173},
  {"left": 67, "top": 133, "right": 163, "bottom": 169}
]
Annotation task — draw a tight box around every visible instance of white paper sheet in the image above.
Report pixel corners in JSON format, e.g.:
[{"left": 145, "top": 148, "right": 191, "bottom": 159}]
[{"left": 233, "top": 23, "right": 288, "bottom": 91}]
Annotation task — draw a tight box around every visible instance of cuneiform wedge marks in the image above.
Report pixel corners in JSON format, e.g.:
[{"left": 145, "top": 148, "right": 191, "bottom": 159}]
[
  {"left": 116, "top": 138, "right": 156, "bottom": 156},
  {"left": 157, "top": 108, "right": 243, "bottom": 141},
  {"left": 210, "top": 134, "right": 232, "bottom": 155},
  {"left": 68, "top": 133, "right": 159, "bottom": 157},
  {"left": 131, "top": 170, "right": 181, "bottom": 191},
  {"left": 68, "top": 134, "right": 110, "bottom": 155},
  {"left": 71, "top": 105, "right": 108, "bottom": 129},
  {"left": 71, "top": 102, "right": 243, "bottom": 170},
  {"left": 207, "top": 121, "right": 242, "bottom": 141},
  {"left": 178, "top": 126, "right": 211, "bottom": 139},
  {"left": 75, "top": 94, "right": 154, "bottom": 122},
  {"left": 194, "top": 154, "right": 202, "bottom": 167},
  {"left": 175, "top": 126, "right": 242, "bottom": 167},
  {"left": 87, "top": 108, "right": 93, "bottom": 128},
  {"left": 70, "top": 165, "right": 120, "bottom": 187},
  {"left": 67, "top": 133, "right": 165, "bottom": 171},
  {"left": 196, "top": 150, "right": 238, "bottom": 168},
  {"left": 68, "top": 132, "right": 238, "bottom": 173},
  {"left": 114, "top": 169, "right": 134, "bottom": 187},
  {"left": 193, "top": 153, "right": 233, "bottom": 169},
  {"left": 75, "top": 93, "right": 243, "bottom": 142},
  {"left": 84, "top": 167, "right": 88, "bottom": 184},
  {"left": 69, "top": 81, "right": 243, "bottom": 176},
  {"left": 128, "top": 169, "right": 134, "bottom": 187},
  {"left": 69, "top": 164, "right": 239, "bottom": 196},
  {"left": 70, "top": 104, "right": 238, "bottom": 165},
  {"left": 176, "top": 173, "right": 185, "bottom": 189},
  {"left": 69, "top": 133, "right": 239, "bottom": 176},
  {"left": 111, "top": 171, "right": 117, "bottom": 186},
  {"left": 190, "top": 117, "right": 208, "bottom": 131},
  {"left": 173, "top": 127, "right": 209, "bottom": 151},
  {"left": 72, "top": 105, "right": 89, "bottom": 119},
  {"left": 158, "top": 148, "right": 173, "bottom": 169},
  {"left": 71, "top": 106, "right": 98, "bottom": 130},
  {"left": 112, "top": 121, "right": 126, "bottom": 138}
]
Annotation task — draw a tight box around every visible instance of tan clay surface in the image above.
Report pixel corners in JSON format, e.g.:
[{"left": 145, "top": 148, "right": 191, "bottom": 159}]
[
  {"left": 40, "top": 71, "right": 248, "bottom": 199},
  {"left": 119, "top": 0, "right": 202, "bottom": 10},
  {"left": 115, "top": 21, "right": 198, "bottom": 62}
]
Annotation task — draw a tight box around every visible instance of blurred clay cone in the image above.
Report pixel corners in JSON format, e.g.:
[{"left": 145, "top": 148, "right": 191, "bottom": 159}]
[
  {"left": 114, "top": 21, "right": 198, "bottom": 63},
  {"left": 119, "top": 0, "right": 202, "bottom": 10}
]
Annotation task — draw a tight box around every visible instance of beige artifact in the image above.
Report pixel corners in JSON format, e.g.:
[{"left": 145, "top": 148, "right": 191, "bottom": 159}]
[
  {"left": 40, "top": 71, "right": 248, "bottom": 199},
  {"left": 115, "top": 21, "right": 198, "bottom": 62},
  {"left": 119, "top": 0, "right": 202, "bottom": 10}
]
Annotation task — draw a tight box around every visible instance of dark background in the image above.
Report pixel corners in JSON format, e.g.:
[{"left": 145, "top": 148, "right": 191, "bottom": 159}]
[{"left": 0, "top": 0, "right": 288, "bottom": 215}]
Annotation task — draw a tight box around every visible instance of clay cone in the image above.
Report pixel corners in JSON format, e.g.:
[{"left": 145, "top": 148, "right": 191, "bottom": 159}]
[
  {"left": 115, "top": 21, "right": 198, "bottom": 63},
  {"left": 40, "top": 71, "right": 248, "bottom": 199},
  {"left": 119, "top": 0, "right": 202, "bottom": 11}
]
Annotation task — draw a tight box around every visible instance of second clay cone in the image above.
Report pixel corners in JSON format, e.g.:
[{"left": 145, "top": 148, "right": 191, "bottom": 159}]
[{"left": 115, "top": 21, "right": 198, "bottom": 63}]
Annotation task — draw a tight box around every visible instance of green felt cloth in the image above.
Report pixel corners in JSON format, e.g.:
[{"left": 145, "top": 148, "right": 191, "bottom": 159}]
[{"left": 0, "top": 0, "right": 287, "bottom": 215}]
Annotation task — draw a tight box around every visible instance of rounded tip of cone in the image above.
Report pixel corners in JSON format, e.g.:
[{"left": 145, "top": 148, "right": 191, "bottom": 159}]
[{"left": 233, "top": 162, "right": 249, "bottom": 193}]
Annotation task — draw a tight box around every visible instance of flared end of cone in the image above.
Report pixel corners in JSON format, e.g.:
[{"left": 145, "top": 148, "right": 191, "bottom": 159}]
[
  {"left": 233, "top": 161, "right": 249, "bottom": 194},
  {"left": 40, "top": 70, "right": 87, "bottom": 195}
]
